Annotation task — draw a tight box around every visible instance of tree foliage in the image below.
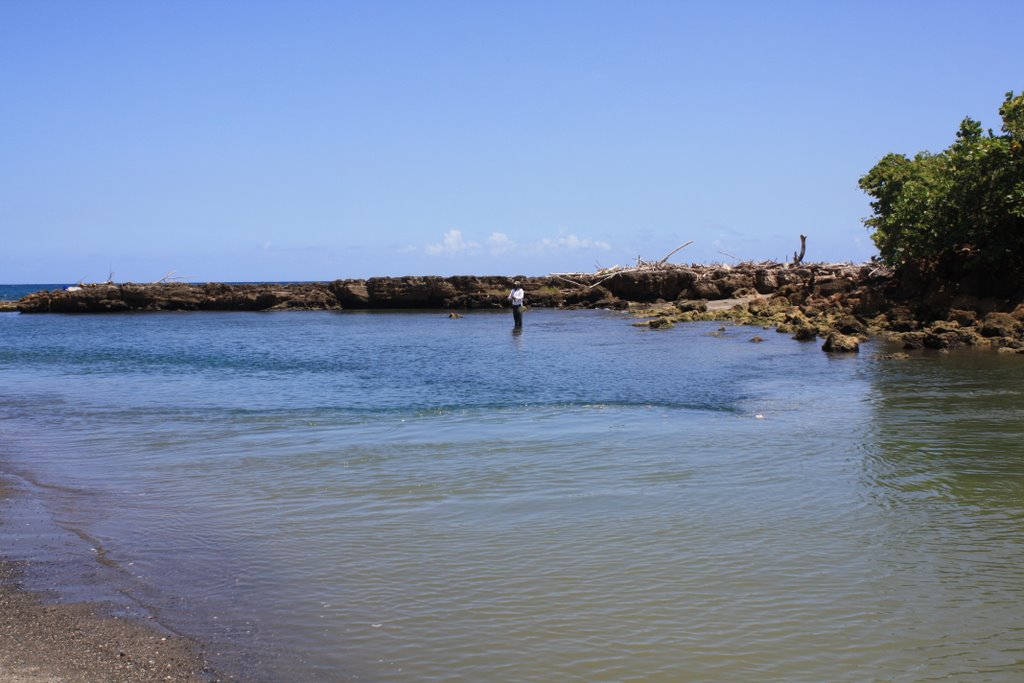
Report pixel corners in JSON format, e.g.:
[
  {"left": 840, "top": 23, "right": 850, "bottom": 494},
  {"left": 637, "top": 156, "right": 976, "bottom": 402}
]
[{"left": 859, "top": 91, "right": 1024, "bottom": 286}]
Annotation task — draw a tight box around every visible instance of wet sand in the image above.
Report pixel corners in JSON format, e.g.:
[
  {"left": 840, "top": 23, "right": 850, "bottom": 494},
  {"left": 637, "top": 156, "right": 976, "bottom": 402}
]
[{"left": 0, "top": 479, "right": 218, "bottom": 683}]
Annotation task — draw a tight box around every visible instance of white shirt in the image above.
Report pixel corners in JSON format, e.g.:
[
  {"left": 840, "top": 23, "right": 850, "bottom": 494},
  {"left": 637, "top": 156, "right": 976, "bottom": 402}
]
[{"left": 509, "top": 287, "right": 525, "bottom": 306}]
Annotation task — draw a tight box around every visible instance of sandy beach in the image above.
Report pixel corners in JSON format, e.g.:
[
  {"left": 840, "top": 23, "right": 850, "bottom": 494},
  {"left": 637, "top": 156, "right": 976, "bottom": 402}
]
[{"left": 0, "top": 478, "right": 217, "bottom": 683}]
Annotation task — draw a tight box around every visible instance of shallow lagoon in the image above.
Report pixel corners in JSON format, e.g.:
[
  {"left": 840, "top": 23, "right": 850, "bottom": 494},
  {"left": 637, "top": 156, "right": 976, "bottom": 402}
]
[{"left": 2, "top": 309, "right": 1023, "bottom": 681}]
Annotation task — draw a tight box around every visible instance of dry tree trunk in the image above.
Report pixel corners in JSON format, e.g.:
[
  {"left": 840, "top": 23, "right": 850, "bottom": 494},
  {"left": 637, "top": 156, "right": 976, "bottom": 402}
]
[{"left": 793, "top": 235, "right": 807, "bottom": 265}]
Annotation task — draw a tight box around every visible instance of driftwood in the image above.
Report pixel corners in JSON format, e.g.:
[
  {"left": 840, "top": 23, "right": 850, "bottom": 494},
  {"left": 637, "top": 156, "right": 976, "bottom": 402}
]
[
  {"left": 552, "top": 233, "right": 854, "bottom": 291},
  {"left": 153, "top": 271, "right": 190, "bottom": 284},
  {"left": 552, "top": 236, "right": 874, "bottom": 293},
  {"left": 717, "top": 250, "right": 744, "bottom": 263},
  {"left": 656, "top": 241, "right": 693, "bottom": 266},
  {"left": 793, "top": 234, "right": 807, "bottom": 265},
  {"left": 552, "top": 242, "right": 696, "bottom": 288}
]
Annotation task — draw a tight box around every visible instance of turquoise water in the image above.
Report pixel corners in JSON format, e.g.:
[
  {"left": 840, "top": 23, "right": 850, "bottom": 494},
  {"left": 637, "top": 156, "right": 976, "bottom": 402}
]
[{"left": 1, "top": 309, "right": 1024, "bottom": 681}]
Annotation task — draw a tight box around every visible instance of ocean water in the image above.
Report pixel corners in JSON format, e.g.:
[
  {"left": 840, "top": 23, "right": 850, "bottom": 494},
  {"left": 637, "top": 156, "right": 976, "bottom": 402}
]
[
  {"left": 0, "top": 282, "right": 310, "bottom": 301},
  {"left": 1, "top": 307, "right": 1024, "bottom": 682},
  {"left": 0, "top": 283, "right": 65, "bottom": 300}
]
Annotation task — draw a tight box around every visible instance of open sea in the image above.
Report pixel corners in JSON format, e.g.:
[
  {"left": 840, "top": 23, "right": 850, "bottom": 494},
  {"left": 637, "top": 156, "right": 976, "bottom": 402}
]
[
  {"left": 2, "top": 297, "right": 1024, "bottom": 681},
  {"left": 0, "top": 283, "right": 66, "bottom": 300}
]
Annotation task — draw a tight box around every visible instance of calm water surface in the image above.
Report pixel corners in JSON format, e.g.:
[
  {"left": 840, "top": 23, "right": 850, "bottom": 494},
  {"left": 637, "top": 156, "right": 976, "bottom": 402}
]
[{"left": 1, "top": 309, "right": 1023, "bottom": 682}]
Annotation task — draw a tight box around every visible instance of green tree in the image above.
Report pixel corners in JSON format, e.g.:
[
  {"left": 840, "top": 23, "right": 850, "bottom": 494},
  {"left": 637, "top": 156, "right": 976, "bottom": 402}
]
[{"left": 859, "top": 91, "right": 1024, "bottom": 289}]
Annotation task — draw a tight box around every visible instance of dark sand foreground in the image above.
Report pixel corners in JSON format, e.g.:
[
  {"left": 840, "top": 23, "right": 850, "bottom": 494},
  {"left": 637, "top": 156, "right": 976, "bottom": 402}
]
[{"left": 0, "top": 479, "right": 216, "bottom": 683}]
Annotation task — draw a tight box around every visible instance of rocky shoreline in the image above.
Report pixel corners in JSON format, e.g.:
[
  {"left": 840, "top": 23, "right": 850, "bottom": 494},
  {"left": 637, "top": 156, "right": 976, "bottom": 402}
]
[{"left": 6, "top": 262, "right": 1024, "bottom": 352}]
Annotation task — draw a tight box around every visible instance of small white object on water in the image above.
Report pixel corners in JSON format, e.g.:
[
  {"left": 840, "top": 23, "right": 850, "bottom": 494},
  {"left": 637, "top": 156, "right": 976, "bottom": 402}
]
[{"left": 755, "top": 414, "right": 765, "bottom": 419}]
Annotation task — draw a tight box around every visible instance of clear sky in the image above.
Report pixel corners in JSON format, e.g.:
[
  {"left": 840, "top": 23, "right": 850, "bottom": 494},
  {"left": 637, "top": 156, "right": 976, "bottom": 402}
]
[{"left": 2, "top": 1, "right": 1022, "bottom": 283}]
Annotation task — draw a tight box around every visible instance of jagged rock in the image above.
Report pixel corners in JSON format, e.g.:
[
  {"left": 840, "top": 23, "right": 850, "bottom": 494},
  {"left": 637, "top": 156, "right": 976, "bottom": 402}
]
[
  {"left": 712, "top": 273, "right": 755, "bottom": 297},
  {"left": 792, "top": 325, "right": 818, "bottom": 341},
  {"left": 365, "top": 276, "right": 458, "bottom": 308},
  {"left": 923, "top": 332, "right": 957, "bottom": 349},
  {"left": 947, "top": 309, "right": 978, "bottom": 327},
  {"left": 822, "top": 333, "right": 859, "bottom": 353},
  {"left": 886, "top": 306, "right": 919, "bottom": 332},
  {"left": 835, "top": 314, "right": 867, "bottom": 336},
  {"left": 674, "top": 299, "right": 708, "bottom": 313},
  {"left": 601, "top": 270, "right": 697, "bottom": 302},
  {"left": 922, "top": 324, "right": 982, "bottom": 349},
  {"left": 691, "top": 280, "right": 725, "bottom": 300},
  {"left": 980, "top": 312, "right": 1021, "bottom": 338},
  {"left": 901, "top": 332, "right": 926, "bottom": 349},
  {"left": 330, "top": 280, "right": 369, "bottom": 307},
  {"left": 928, "top": 320, "right": 961, "bottom": 334},
  {"left": 754, "top": 268, "right": 778, "bottom": 294},
  {"left": 813, "top": 276, "right": 855, "bottom": 297},
  {"left": 562, "top": 285, "right": 615, "bottom": 307}
]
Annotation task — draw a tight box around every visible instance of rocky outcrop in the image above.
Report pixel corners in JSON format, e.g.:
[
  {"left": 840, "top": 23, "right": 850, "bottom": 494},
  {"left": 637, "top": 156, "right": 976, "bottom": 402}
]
[
  {"left": 625, "top": 261, "right": 1024, "bottom": 353},
  {"left": 822, "top": 333, "right": 860, "bottom": 353},
  {"left": 12, "top": 262, "right": 1024, "bottom": 353},
  {"left": 15, "top": 282, "right": 344, "bottom": 313},
  {"left": 13, "top": 275, "right": 616, "bottom": 314}
]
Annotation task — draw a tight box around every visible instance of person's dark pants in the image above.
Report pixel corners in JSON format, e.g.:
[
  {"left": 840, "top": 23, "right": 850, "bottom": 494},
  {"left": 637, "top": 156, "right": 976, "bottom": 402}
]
[{"left": 512, "top": 305, "right": 523, "bottom": 328}]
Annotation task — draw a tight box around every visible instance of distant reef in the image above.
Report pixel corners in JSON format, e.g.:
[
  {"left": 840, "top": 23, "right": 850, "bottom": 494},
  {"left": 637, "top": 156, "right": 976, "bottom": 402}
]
[{"left": 8, "top": 263, "right": 1024, "bottom": 353}]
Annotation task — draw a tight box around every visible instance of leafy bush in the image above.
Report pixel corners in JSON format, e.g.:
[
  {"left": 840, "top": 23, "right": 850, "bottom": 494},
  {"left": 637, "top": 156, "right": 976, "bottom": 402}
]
[{"left": 859, "top": 91, "right": 1024, "bottom": 288}]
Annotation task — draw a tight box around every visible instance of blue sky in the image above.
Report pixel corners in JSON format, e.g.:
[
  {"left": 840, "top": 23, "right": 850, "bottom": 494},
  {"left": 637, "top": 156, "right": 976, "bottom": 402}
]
[{"left": 2, "top": 1, "right": 1022, "bottom": 283}]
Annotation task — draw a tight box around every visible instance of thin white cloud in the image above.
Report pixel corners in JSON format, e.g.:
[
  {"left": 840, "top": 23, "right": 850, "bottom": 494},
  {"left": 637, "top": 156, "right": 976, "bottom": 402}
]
[
  {"left": 424, "top": 229, "right": 480, "bottom": 255},
  {"left": 418, "top": 229, "right": 611, "bottom": 257},
  {"left": 539, "top": 234, "right": 611, "bottom": 251},
  {"left": 488, "top": 232, "right": 516, "bottom": 254}
]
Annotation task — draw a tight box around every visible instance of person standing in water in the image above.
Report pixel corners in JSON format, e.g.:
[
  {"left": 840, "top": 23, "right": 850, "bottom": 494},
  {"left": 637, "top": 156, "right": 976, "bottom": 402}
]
[{"left": 508, "top": 280, "right": 525, "bottom": 328}]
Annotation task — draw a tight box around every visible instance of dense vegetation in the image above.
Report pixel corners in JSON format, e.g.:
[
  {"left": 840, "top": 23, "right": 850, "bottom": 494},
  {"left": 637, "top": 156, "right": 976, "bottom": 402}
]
[{"left": 859, "top": 91, "right": 1024, "bottom": 293}]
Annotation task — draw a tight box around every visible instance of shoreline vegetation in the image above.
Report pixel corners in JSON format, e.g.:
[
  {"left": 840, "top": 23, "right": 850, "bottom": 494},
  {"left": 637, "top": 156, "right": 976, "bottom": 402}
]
[{"left": 4, "top": 258, "right": 1024, "bottom": 353}]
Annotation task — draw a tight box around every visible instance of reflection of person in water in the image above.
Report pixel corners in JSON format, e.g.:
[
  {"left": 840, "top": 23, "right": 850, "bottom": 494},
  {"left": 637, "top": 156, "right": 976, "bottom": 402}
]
[{"left": 508, "top": 280, "right": 525, "bottom": 329}]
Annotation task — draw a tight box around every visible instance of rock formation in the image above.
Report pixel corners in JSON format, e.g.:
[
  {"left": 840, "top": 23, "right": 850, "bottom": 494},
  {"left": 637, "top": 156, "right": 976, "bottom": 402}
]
[{"left": 10, "top": 261, "right": 1024, "bottom": 353}]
